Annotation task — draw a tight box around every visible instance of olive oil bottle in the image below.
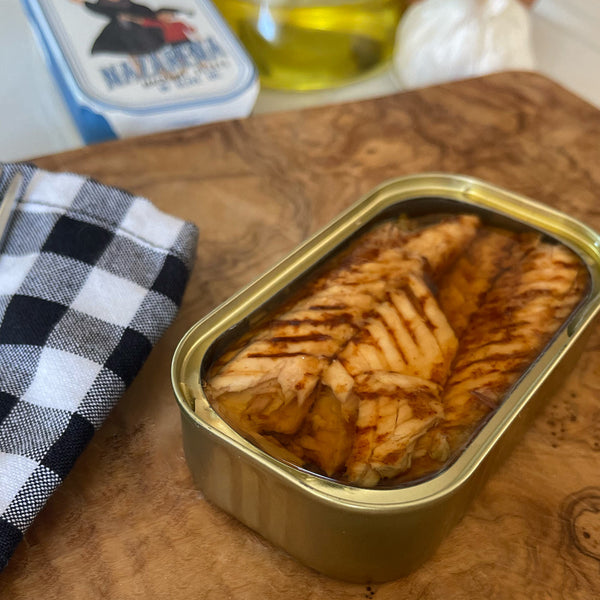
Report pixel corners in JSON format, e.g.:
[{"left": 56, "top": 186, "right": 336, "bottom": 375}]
[{"left": 213, "top": 0, "right": 407, "bottom": 90}]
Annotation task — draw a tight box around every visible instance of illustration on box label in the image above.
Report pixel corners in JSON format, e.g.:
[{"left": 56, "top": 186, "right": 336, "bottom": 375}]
[{"left": 43, "top": 0, "right": 246, "bottom": 107}]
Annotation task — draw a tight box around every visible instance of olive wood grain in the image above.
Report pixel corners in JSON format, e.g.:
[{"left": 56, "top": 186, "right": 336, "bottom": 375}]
[{"left": 1, "top": 71, "right": 600, "bottom": 599}]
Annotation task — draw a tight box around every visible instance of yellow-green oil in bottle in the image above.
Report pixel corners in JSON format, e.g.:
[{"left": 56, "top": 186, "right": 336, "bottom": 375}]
[{"left": 213, "top": 0, "right": 407, "bottom": 90}]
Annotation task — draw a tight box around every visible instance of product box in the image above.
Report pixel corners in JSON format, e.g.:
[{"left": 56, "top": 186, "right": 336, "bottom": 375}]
[{"left": 22, "top": 0, "right": 259, "bottom": 144}]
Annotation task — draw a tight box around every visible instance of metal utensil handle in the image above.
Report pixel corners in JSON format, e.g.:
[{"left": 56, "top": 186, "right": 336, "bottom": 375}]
[{"left": 0, "top": 173, "right": 24, "bottom": 248}]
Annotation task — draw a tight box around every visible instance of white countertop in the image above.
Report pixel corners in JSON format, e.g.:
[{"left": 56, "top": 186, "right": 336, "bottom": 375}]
[{"left": 2, "top": 0, "right": 600, "bottom": 163}]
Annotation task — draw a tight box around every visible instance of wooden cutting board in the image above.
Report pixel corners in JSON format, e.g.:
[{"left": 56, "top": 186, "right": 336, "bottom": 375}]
[{"left": 2, "top": 71, "right": 600, "bottom": 599}]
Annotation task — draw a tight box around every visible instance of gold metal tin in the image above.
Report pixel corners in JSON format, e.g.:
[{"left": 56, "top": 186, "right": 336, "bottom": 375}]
[{"left": 172, "top": 173, "right": 600, "bottom": 583}]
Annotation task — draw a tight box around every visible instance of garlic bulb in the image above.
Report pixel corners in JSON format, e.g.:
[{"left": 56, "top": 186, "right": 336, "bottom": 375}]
[{"left": 393, "top": 0, "right": 536, "bottom": 89}]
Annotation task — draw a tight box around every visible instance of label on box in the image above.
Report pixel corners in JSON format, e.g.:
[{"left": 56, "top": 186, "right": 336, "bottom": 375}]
[
  {"left": 32, "top": 0, "right": 255, "bottom": 109},
  {"left": 23, "top": 0, "right": 259, "bottom": 142}
]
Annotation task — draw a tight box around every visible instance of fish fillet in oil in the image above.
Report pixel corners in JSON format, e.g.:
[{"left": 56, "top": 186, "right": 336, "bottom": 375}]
[
  {"left": 345, "top": 372, "right": 443, "bottom": 487},
  {"left": 287, "top": 272, "right": 459, "bottom": 481},
  {"left": 338, "top": 274, "right": 458, "bottom": 485},
  {"left": 339, "top": 274, "right": 458, "bottom": 384},
  {"left": 408, "top": 228, "right": 521, "bottom": 467},
  {"left": 287, "top": 219, "right": 481, "bottom": 478},
  {"left": 424, "top": 237, "right": 588, "bottom": 464},
  {"left": 437, "top": 228, "right": 519, "bottom": 338},
  {"left": 204, "top": 212, "right": 588, "bottom": 489},
  {"left": 207, "top": 216, "right": 479, "bottom": 444}
]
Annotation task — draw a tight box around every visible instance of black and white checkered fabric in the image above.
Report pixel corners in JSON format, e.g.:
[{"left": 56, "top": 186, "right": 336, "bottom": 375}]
[{"left": 0, "top": 163, "right": 198, "bottom": 570}]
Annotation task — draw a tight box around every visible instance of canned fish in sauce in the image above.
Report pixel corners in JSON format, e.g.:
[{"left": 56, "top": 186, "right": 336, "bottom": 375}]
[{"left": 172, "top": 174, "right": 600, "bottom": 582}]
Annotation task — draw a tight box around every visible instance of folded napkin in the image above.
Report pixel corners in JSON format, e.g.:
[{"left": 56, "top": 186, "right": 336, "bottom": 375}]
[{"left": 0, "top": 163, "right": 198, "bottom": 570}]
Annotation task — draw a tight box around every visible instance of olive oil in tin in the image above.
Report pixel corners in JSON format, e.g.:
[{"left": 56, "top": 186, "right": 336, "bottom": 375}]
[{"left": 213, "top": 0, "right": 407, "bottom": 90}]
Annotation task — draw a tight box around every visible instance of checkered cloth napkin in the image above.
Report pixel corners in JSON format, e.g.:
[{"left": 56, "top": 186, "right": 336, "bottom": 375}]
[{"left": 0, "top": 163, "right": 198, "bottom": 570}]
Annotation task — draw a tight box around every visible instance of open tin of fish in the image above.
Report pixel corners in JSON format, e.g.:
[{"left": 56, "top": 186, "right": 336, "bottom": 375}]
[{"left": 172, "top": 173, "right": 600, "bottom": 582}]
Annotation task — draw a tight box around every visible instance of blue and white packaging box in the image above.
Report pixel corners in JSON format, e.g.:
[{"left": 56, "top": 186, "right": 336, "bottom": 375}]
[{"left": 22, "top": 0, "right": 259, "bottom": 144}]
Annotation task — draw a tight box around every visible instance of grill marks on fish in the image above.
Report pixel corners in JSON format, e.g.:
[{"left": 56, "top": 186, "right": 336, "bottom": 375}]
[
  {"left": 207, "top": 304, "right": 358, "bottom": 435},
  {"left": 407, "top": 229, "right": 530, "bottom": 467},
  {"left": 288, "top": 220, "right": 479, "bottom": 483},
  {"left": 204, "top": 214, "right": 587, "bottom": 488},
  {"left": 345, "top": 373, "right": 443, "bottom": 487},
  {"left": 207, "top": 216, "right": 480, "bottom": 443},
  {"left": 337, "top": 276, "right": 457, "bottom": 384},
  {"left": 402, "top": 215, "right": 481, "bottom": 278},
  {"left": 340, "top": 277, "right": 456, "bottom": 485},
  {"left": 437, "top": 229, "right": 520, "bottom": 338},
  {"left": 420, "top": 237, "right": 588, "bottom": 464}
]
